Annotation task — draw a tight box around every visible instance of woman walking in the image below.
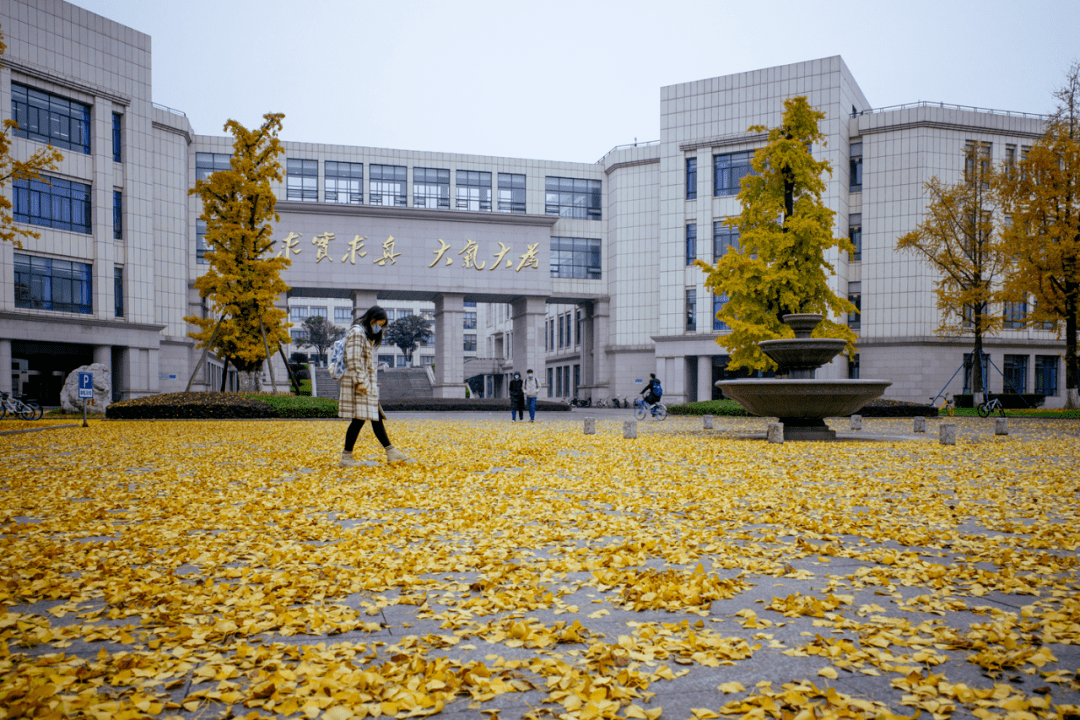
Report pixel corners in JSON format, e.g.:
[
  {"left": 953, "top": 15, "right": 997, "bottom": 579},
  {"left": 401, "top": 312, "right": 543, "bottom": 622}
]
[
  {"left": 509, "top": 372, "right": 525, "bottom": 422},
  {"left": 340, "top": 306, "right": 409, "bottom": 466}
]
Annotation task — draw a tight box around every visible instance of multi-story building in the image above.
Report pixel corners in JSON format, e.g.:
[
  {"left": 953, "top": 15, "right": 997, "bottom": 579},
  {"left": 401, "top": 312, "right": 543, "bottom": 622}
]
[{"left": 1, "top": 0, "right": 1066, "bottom": 407}]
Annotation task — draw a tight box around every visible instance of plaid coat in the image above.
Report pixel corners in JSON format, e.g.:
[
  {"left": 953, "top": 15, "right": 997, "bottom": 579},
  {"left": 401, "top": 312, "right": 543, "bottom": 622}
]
[{"left": 337, "top": 327, "right": 381, "bottom": 421}]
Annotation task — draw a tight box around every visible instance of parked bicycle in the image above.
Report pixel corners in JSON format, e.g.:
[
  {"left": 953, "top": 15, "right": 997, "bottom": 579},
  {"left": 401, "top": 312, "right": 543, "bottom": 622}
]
[
  {"left": 0, "top": 391, "right": 43, "bottom": 421},
  {"left": 611, "top": 395, "right": 628, "bottom": 409},
  {"left": 977, "top": 392, "right": 1006, "bottom": 418},
  {"left": 633, "top": 396, "right": 668, "bottom": 421},
  {"left": 929, "top": 394, "right": 955, "bottom": 416},
  {"left": 593, "top": 398, "right": 607, "bottom": 408},
  {"left": 569, "top": 396, "right": 591, "bottom": 408}
]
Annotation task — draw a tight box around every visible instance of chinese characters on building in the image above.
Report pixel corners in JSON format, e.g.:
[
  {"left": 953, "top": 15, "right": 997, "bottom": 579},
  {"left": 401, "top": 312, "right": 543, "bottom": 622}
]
[{"left": 275, "top": 233, "right": 540, "bottom": 272}]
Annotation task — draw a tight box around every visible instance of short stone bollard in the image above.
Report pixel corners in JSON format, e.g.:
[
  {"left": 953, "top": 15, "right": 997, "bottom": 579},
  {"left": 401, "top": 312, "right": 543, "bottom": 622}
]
[
  {"left": 913, "top": 416, "right": 927, "bottom": 433},
  {"left": 940, "top": 423, "right": 957, "bottom": 445},
  {"left": 850, "top": 415, "right": 862, "bottom": 431},
  {"left": 584, "top": 417, "right": 596, "bottom": 435},
  {"left": 767, "top": 422, "right": 784, "bottom": 444},
  {"left": 623, "top": 420, "right": 637, "bottom": 439},
  {"left": 995, "top": 417, "right": 1008, "bottom": 436},
  {"left": 703, "top": 415, "right": 714, "bottom": 430}
]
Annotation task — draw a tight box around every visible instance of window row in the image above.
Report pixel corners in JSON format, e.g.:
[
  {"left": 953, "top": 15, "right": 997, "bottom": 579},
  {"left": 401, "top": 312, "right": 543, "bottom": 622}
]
[
  {"left": 685, "top": 287, "right": 730, "bottom": 332},
  {"left": 550, "top": 237, "right": 601, "bottom": 280},
  {"left": 13, "top": 175, "right": 92, "bottom": 234},
  {"left": 685, "top": 145, "right": 866, "bottom": 199},
  {"left": 963, "top": 353, "right": 1060, "bottom": 396},
  {"left": 546, "top": 310, "right": 583, "bottom": 352},
  {"left": 685, "top": 222, "right": 740, "bottom": 265},
  {"left": 547, "top": 364, "right": 579, "bottom": 398},
  {"left": 13, "top": 253, "right": 93, "bottom": 314}
]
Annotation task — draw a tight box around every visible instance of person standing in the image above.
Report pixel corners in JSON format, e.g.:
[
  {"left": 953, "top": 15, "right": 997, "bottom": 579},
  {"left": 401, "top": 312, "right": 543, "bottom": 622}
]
[
  {"left": 523, "top": 369, "right": 540, "bottom": 422},
  {"left": 339, "top": 306, "right": 408, "bottom": 466},
  {"left": 509, "top": 372, "right": 525, "bottom": 422}
]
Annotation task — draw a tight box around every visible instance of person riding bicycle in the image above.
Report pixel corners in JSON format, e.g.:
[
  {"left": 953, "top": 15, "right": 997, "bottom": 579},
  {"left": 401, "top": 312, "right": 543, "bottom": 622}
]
[{"left": 641, "top": 374, "right": 663, "bottom": 406}]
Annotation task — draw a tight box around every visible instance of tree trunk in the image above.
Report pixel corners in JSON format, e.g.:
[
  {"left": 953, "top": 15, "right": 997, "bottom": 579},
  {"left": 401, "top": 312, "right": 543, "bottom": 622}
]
[
  {"left": 972, "top": 320, "right": 985, "bottom": 405},
  {"left": 1065, "top": 282, "right": 1079, "bottom": 409},
  {"left": 219, "top": 356, "right": 230, "bottom": 392},
  {"left": 237, "top": 370, "right": 260, "bottom": 393}
]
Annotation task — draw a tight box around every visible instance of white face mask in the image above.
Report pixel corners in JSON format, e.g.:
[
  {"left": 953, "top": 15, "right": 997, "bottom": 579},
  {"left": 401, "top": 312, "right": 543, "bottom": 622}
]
[{"left": 371, "top": 324, "right": 383, "bottom": 334}]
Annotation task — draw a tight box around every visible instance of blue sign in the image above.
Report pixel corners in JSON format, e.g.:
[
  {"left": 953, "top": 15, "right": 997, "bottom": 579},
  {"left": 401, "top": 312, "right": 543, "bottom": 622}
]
[{"left": 78, "top": 371, "right": 93, "bottom": 399}]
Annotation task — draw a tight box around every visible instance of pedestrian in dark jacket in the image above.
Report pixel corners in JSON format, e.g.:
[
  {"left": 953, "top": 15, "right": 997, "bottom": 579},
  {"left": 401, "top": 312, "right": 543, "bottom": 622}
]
[{"left": 509, "top": 372, "right": 525, "bottom": 422}]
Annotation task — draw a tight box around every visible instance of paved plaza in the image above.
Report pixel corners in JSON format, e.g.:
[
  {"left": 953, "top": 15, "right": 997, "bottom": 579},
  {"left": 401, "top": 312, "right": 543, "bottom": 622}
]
[{"left": 1, "top": 414, "right": 1078, "bottom": 719}]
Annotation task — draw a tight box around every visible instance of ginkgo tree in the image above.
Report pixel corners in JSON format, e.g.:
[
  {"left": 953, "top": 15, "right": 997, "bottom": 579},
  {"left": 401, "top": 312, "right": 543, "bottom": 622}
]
[
  {"left": 184, "top": 113, "right": 291, "bottom": 392},
  {"left": 697, "top": 96, "right": 857, "bottom": 372},
  {"left": 1001, "top": 63, "right": 1080, "bottom": 408}
]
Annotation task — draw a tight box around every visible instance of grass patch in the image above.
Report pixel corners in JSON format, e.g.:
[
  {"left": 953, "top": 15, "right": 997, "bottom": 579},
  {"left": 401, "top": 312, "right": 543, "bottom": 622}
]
[
  {"left": 243, "top": 393, "right": 337, "bottom": 418},
  {"left": 667, "top": 399, "right": 752, "bottom": 417}
]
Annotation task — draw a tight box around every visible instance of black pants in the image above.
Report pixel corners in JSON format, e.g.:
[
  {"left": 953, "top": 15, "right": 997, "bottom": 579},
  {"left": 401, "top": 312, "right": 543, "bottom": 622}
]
[{"left": 344, "top": 418, "right": 390, "bottom": 451}]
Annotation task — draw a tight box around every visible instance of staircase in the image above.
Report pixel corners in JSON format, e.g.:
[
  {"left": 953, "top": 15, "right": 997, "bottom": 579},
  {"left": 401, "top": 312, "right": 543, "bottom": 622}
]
[{"left": 313, "top": 367, "right": 433, "bottom": 400}]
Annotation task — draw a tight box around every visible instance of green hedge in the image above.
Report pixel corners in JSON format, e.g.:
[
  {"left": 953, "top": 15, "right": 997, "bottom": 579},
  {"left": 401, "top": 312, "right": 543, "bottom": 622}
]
[
  {"left": 666, "top": 399, "right": 752, "bottom": 417},
  {"left": 244, "top": 394, "right": 337, "bottom": 418},
  {"left": 106, "top": 392, "right": 275, "bottom": 420}
]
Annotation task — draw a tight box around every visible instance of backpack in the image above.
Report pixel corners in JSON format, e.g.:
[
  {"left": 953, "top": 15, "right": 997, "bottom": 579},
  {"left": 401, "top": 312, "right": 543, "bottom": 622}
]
[
  {"left": 328, "top": 329, "right": 352, "bottom": 380},
  {"left": 653, "top": 380, "right": 663, "bottom": 398}
]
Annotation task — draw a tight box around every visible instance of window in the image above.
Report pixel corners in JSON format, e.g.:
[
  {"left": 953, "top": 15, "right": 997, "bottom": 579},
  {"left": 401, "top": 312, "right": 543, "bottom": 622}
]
[
  {"left": 309, "top": 307, "right": 328, "bottom": 319},
  {"left": 113, "top": 190, "right": 122, "bottom": 240},
  {"left": 195, "top": 152, "right": 231, "bottom": 181},
  {"left": 464, "top": 300, "right": 476, "bottom": 307},
  {"left": 548, "top": 319, "right": 554, "bottom": 352},
  {"left": 713, "top": 150, "right": 754, "bottom": 197},
  {"left": 545, "top": 177, "right": 601, "bottom": 220},
  {"left": 558, "top": 315, "right": 565, "bottom": 349},
  {"left": 686, "top": 288, "right": 697, "bottom": 332},
  {"left": 713, "top": 222, "right": 739, "bottom": 260},
  {"left": 384, "top": 309, "right": 396, "bottom": 321},
  {"left": 849, "top": 142, "right": 863, "bottom": 191},
  {"left": 965, "top": 141, "right": 991, "bottom": 182},
  {"left": 556, "top": 366, "right": 563, "bottom": 396},
  {"left": 114, "top": 266, "right": 124, "bottom": 318},
  {"left": 1003, "top": 301, "right": 1027, "bottom": 329},
  {"left": 414, "top": 167, "right": 450, "bottom": 209},
  {"left": 576, "top": 310, "right": 582, "bottom": 346},
  {"left": 1003, "top": 354, "right": 1028, "bottom": 394},
  {"left": 713, "top": 293, "right": 729, "bottom": 331},
  {"left": 1035, "top": 356, "right": 1059, "bottom": 396},
  {"left": 574, "top": 365, "right": 580, "bottom": 397},
  {"left": 325, "top": 161, "right": 364, "bottom": 204},
  {"left": 398, "top": 309, "right": 413, "bottom": 319},
  {"left": 419, "top": 355, "right": 434, "bottom": 366},
  {"left": 1005, "top": 144, "right": 1016, "bottom": 179},
  {"left": 686, "top": 157, "right": 697, "bottom": 200},
  {"left": 14, "top": 253, "right": 93, "bottom": 314},
  {"left": 547, "top": 368, "right": 553, "bottom": 397},
  {"left": 963, "top": 352, "right": 989, "bottom": 394},
  {"left": 550, "top": 237, "right": 601, "bottom": 279},
  {"left": 378, "top": 354, "right": 395, "bottom": 367},
  {"left": 686, "top": 223, "right": 697, "bottom": 265},
  {"left": 848, "top": 282, "right": 861, "bottom": 329},
  {"left": 849, "top": 213, "right": 862, "bottom": 261},
  {"left": 464, "top": 312, "right": 477, "bottom": 330},
  {"left": 196, "top": 220, "right": 208, "bottom": 264},
  {"left": 464, "top": 334, "right": 477, "bottom": 352},
  {"left": 290, "top": 306, "right": 310, "bottom": 322},
  {"left": 11, "top": 83, "right": 91, "bottom": 154},
  {"left": 396, "top": 355, "right": 409, "bottom": 368},
  {"left": 286, "top": 159, "right": 318, "bottom": 202},
  {"left": 848, "top": 353, "right": 860, "bottom": 380},
  {"left": 112, "top": 113, "right": 122, "bottom": 163},
  {"left": 456, "top": 170, "right": 492, "bottom": 211},
  {"left": 13, "top": 175, "right": 92, "bottom": 234},
  {"left": 564, "top": 366, "right": 571, "bottom": 398},
  {"left": 369, "top": 164, "right": 407, "bottom": 206},
  {"left": 497, "top": 173, "right": 526, "bottom": 213},
  {"left": 335, "top": 307, "right": 352, "bottom": 323},
  {"left": 291, "top": 330, "right": 309, "bottom": 344}
]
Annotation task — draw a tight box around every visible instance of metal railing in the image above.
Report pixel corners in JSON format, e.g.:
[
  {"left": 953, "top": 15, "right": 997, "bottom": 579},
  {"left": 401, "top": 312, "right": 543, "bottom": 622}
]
[
  {"left": 598, "top": 139, "right": 660, "bottom": 163},
  {"left": 851, "top": 101, "right": 1046, "bottom": 121},
  {"left": 152, "top": 101, "right": 187, "bottom": 117}
]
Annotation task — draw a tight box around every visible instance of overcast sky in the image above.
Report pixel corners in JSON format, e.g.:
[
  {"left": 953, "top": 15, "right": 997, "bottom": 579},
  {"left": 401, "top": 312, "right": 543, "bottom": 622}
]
[{"left": 70, "top": 0, "right": 1078, "bottom": 164}]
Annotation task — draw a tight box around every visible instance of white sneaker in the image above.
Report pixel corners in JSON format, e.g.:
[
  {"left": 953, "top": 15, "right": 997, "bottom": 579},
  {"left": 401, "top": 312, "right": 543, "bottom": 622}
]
[
  {"left": 340, "top": 451, "right": 357, "bottom": 468},
  {"left": 385, "top": 446, "right": 408, "bottom": 463}
]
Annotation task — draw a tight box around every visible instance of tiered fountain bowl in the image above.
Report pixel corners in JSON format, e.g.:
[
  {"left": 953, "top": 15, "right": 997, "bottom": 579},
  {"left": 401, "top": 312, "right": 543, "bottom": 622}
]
[{"left": 716, "top": 313, "right": 891, "bottom": 441}]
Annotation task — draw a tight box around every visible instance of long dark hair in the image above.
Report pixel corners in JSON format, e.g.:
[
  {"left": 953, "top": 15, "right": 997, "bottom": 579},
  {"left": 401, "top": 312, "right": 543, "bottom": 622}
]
[{"left": 354, "top": 306, "right": 389, "bottom": 347}]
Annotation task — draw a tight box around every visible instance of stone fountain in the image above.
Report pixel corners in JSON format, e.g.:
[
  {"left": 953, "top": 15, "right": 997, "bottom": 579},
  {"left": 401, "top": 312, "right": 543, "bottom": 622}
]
[{"left": 716, "top": 313, "right": 891, "bottom": 441}]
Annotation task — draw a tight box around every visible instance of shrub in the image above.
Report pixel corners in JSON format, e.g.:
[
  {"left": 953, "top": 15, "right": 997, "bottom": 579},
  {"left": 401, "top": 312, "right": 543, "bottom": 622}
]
[
  {"left": 106, "top": 392, "right": 274, "bottom": 420},
  {"left": 667, "top": 400, "right": 752, "bottom": 417},
  {"left": 380, "top": 398, "right": 570, "bottom": 412}
]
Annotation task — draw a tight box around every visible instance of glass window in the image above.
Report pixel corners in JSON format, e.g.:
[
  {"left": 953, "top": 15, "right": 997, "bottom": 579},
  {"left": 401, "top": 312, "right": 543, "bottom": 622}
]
[
  {"left": 378, "top": 354, "right": 395, "bottom": 367},
  {"left": 713, "top": 293, "right": 729, "bottom": 331},
  {"left": 195, "top": 152, "right": 231, "bottom": 181},
  {"left": 558, "top": 315, "right": 565, "bottom": 349},
  {"left": 309, "top": 306, "right": 328, "bottom": 319},
  {"left": 196, "top": 220, "right": 208, "bottom": 264},
  {"left": 113, "top": 190, "right": 122, "bottom": 240},
  {"left": 325, "top": 161, "right": 364, "bottom": 204},
  {"left": 419, "top": 355, "right": 434, "bottom": 366},
  {"left": 11, "top": 83, "right": 91, "bottom": 154},
  {"left": 547, "top": 368, "right": 553, "bottom": 397},
  {"left": 369, "top": 164, "right": 407, "bottom": 206},
  {"left": 556, "top": 366, "right": 563, "bottom": 396},
  {"left": 286, "top": 158, "right": 318, "bottom": 202},
  {"left": 464, "top": 301, "right": 476, "bottom": 307},
  {"left": 334, "top": 307, "right": 352, "bottom": 323},
  {"left": 396, "top": 355, "right": 409, "bottom": 368},
  {"left": 965, "top": 140, "right": 991, "bottom": 186},
  {"left": 13, "top": 175, "right": 92, "bottom": 234},
  {"left": 713, "top": 222, "right": 739, "bottom": 260},
  {"left": 848, "top": 282, "right": 861, "bottom": 329},
  {"left": 1035, "top": 356, "right": 1059, "bottom": 396},
  {"left": 114, "top": 266, "right": 124, "bottom": 318},
  {"left": 686, "top": 288, "right": 696, "bottom": 332},
  {"left": 1003, "top": 354, "right": 1028, "bottom": 394},
  {"left": 550, "top": 237, "right": 601, "bottom": 279},
  {"left": 1003, "top": 301, "right": 1027, "bottom": 329},
  {"left": 545, "top": 177, "right": 601, "bottom": 220},
  {"left": 848, "top": 353, "right": 860, "bottom": 379},
  {"left": 112, "top": 113, "right": 122, "bottom": 163},
  {"left": 14, "top": 253, "right": 93, "bottom": 314},
  {"left": 713, "top": 150, "right": 754, "bottom": 197},
  {"left": 464, "top": 334, "right": 477, "bottom": 352},
  {"left": 849, "top": 142, "right": 863, "bottom": 191},
  {"left": 290, "top": 306, "right": 310, "bottom": 322},
  {"left": 686, "top": 223, "right": 697, "bottom": 265},
  {"left": 576, "top": 310, "right": 582, "bottom": 346},
  {"left": 398, "top": 309, "right": 413, "bottom": 318},
  {"left": 686, "top": 157, "right": 697, "bottom": 200},
  {"left": 456, "top": 170, "right": 492, "bottom": 212},
  {"left": 464, "top": 312, "right": 477, "bottom": 330},
  {"left": 849, "top": 213, "right": 862, "bottom": 262},
  {"left": 414, "top": 167, "right": 450, "bottom": 209},
  {"left": 497, "top": 173, "right": 526, "bottom": 213},
  {"left": 1005, "top": 144, "right": 1017, "bottom": 179}
]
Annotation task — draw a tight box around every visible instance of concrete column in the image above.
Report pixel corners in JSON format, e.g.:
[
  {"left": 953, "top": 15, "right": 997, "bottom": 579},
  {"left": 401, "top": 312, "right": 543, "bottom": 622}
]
[
  {"left": 697, "top": 355, "right": 714, "bottom": 403},
  {"left": 148, "top": 349, "right": 160, "bottom": 392},
  {"left": 511, "top": 296, "right": 546, "bottom": 377},
  {"left": 580, "top": 305, "right": 595, "bottom": 390},
  {"left": 0, "top": 340, "right": 11, "bottom": 395},
  {"left": 657, "top": 357, "right": 686, "bottom": 405},
  {"left": 351, "top": 290, "right": 380, "bottom": 321},
  {"left": 588, "top": 299, "right": 611, "bottom": 397},
  {"left": 433, "top": 293, "right": 465, "bottom": 398}
]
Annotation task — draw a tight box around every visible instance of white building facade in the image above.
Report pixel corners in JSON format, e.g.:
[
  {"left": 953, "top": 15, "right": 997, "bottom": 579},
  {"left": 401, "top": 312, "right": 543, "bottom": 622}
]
[{"left": 1, "top": 0, "right": 1066, "bottom": 407}]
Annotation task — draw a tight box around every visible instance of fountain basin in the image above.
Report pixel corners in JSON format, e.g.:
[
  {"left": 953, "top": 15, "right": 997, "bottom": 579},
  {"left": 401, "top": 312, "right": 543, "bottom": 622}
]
[{"left": 759, "top": 338, "right": 847, "bottom": 373}]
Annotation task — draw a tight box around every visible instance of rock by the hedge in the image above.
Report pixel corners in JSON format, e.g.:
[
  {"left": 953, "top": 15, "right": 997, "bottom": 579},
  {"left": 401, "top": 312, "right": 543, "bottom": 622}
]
[
  {"left": 61, "top": 363, "right": 111, "bottom": 414},
  {"left": 913, "top": 416, "right": 927, "bottom": 433}
]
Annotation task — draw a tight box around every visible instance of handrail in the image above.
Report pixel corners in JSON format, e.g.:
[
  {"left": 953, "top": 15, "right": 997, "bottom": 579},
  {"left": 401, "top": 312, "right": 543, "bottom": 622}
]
[
  {"left": 851, "top": 101, "right": 1046, "bottom": 121},
  {"left": 152, "top": 102, "right": 187, "bottom": 117},
  {"left": 597, "top": 140, "right": 660, "bottom": 164}
]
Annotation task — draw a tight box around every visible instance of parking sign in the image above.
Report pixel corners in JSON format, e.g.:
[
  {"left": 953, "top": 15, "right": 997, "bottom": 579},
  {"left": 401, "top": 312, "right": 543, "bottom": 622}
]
[{"left": 78, "top": 371, "right": 93, "bottom": 399}]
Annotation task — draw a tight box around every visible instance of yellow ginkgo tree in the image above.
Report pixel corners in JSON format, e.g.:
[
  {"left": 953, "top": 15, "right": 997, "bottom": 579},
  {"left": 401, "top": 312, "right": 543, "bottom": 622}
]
[
  {"left": 697, "top": 96, "right": 856, "bottom": 372},
  {"left": 184, "top": 113, "right": 291, "bottom": 392}
]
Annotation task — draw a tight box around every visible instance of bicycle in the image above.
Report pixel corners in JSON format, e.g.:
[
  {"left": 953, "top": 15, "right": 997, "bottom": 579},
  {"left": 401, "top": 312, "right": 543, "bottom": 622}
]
[
  {"left": 929, "top": 394, "right": 955, "bottom": 416},
  {"left": 634, "top": 396, "right": 668, "bottom": 421},
  {"left": 977, "top": 392, "right": 1006, "bottom": 418},
  {"left": 0, "top": 391, "right": 43, "bottom": 421},
  {"left": 593, "top": 398, "right": 607, "bottom": 408}
]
